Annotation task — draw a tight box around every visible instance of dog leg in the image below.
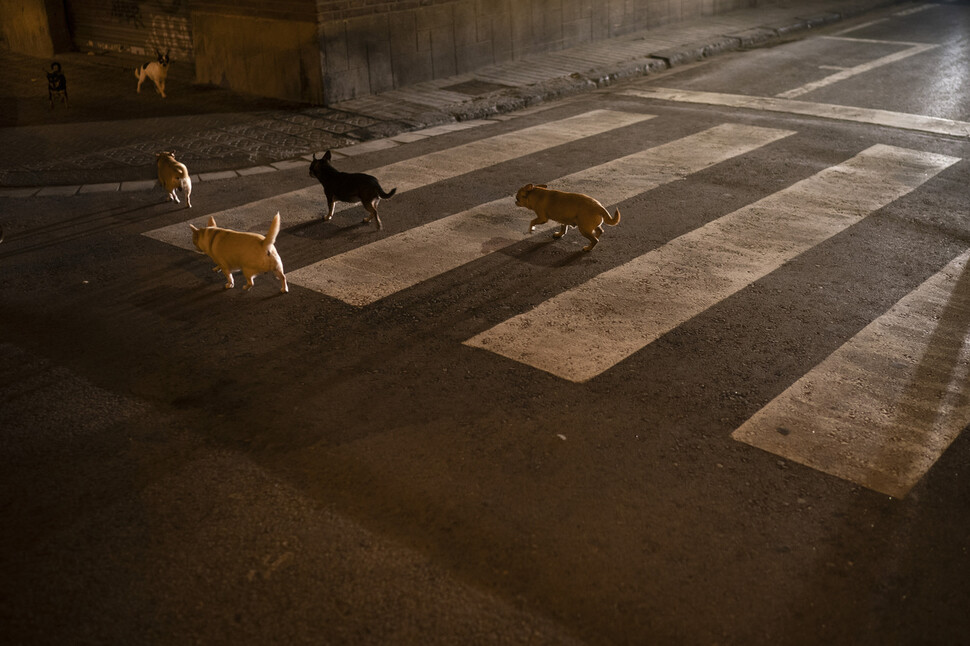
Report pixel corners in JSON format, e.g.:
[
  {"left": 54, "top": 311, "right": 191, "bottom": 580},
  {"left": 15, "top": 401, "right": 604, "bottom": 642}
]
[
  {"left": 218, "top": 266, "right": 235, "bottom": 289},
  {"left": 364, "top": 199, "right": 382, "bottom": 230},
  {"left": 242, "top": 272, "right": 256, "bottom": 290},
  {"left": 157, "top": 79, "right": 166, "bottom": 99},
  {"left": 580, "top": 227, "right": 599, "bottom": 252},
  {"left": 528, "top": 215, "right": 547, "bottom": 233},
  {"left": 552, "top": 224, "right": 569, "bottom": 239},
  {"left": 274, "top": 267, "right": 289, "bottom": 294},
  {"left": 324, "top": 198, "right": 336, "bottom": 221},
  {"left": 170, "top": 190, "right": 180, "bottom": 204}
]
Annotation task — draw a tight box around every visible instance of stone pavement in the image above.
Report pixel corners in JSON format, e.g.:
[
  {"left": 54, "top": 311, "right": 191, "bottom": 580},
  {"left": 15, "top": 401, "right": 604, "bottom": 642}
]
[{"left": 0, "top": 0, "right": 907, "bottom": 197}]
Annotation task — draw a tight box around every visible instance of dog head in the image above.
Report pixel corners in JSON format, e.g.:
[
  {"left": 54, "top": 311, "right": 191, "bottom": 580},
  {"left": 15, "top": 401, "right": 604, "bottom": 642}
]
[
  {"left": 155, "top": 50, "right": 170, "bottom": 67},
  {"left": 47, "top": 61, "right": 66, "bottom": 91},
  {"left": 309, "top": 150, "right": 334, "bottom": 178},
  {"left": 514, "top": 183, "right": 547, "bottom": 207},
  {"left": 189, "top": 216, "right": 218, "bottom": 253},
  {"left": 156, "top": 150, "right": 178, "bottom": 164}
]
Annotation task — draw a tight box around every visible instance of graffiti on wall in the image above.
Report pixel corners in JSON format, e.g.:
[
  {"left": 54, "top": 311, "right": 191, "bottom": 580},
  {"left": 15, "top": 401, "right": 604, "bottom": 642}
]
[
  {"left": 148, "top": 14, "right": 192, "bottom": 59},
  {"left": 111, "top": 0, "right": 145, "bottom": 28},
  {"left": 101, "top": 0, "right": 193, "bottom": 59}
]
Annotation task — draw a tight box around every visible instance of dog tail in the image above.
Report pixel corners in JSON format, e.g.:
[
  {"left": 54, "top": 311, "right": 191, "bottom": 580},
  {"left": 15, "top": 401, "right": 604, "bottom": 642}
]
[
  {"left": 378, "top": 186, "right": 397, "bottom": 200},
  {"left": 604, "top": 208, "right": 621, "bottom": 226},
  {"left": 263, "top": 212, "right": 281, "bottom": 251}
]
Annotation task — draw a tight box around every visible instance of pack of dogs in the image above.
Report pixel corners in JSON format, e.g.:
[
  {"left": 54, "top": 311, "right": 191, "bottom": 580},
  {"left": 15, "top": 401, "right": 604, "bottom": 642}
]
[
  {"left": 162, "top": 144, "right": 620, "bottom": 293},
  {"left": 179, "top": 148, "right": 622, "bottom": 293},
  {"left": 36, "top": 51, "right": 623, "bottom": 293}
]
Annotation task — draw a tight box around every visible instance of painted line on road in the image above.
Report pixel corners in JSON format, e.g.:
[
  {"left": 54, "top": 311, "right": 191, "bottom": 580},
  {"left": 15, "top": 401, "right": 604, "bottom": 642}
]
[
  {"left": 733, "top": 248, "right": 970, "bottom": 498},
  {"left": 142, "top": 109, "right": 654, "bottom": 250},
  {"left": 288, "top": 123, "right": 794, "bottom": 306},
  {"left": 622, "top": 88, "right": 970, "bottom": 139},
  {"left": 464, "top": 145, "right": 959, "bottom": 382},
  {"left": 776, "top": 38, "right": 938, "bottom": 99}
]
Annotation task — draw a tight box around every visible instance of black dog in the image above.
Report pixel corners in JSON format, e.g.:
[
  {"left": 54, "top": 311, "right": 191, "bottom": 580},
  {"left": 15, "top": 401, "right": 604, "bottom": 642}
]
[
  {"left": 47, "top": 62, "right": 68, "bottom": 109},
  {"left": 309, "top": 151, "right": 396, "bottom": 230}
]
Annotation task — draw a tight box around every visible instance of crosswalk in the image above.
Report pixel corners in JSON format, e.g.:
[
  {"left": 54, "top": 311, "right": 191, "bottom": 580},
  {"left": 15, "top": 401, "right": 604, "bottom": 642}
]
[{"left": 143, "top": 107, "right": 964, "bottom": 497}]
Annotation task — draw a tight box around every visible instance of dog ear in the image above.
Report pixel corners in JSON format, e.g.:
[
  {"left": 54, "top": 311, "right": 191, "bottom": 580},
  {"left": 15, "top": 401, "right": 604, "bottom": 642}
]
[
  {"left": 311, "top": 153, "right": 318, "bottom": 161},
  {"left": 189, "top": 223, "right": 198, "bottom": 231},
  {"left": 207, "top": 216, "right": 217, "bottom": 227},
  {"left": 324, "top": 150, "right": 332, "bottom": 161}
]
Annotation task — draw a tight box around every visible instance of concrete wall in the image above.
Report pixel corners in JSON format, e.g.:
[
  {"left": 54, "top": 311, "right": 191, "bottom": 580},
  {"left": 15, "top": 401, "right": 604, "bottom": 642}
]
[
  {"left": 316, "top": 0, "right": 761, "bottom": 104},
  {"left": 192, "top": 12, "right": 324, "bottom": 104},
  {"left": 0, "top": 0, "right": 71, "bottom": 57}
]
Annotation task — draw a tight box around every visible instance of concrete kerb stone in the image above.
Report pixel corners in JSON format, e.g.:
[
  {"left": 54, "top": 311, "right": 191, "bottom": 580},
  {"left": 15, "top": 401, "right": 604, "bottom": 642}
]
[
  {"left": 79, "top": 183, "right": 122, "bottom": 194},
  {"left": 236, "top": 166, "right": 277, "bottom": 176},
  {"left": 797, "top": 13, "right": 843, "bottom": 29},
  {"left": 649, "top": 36, "right": 742, "bottom": 67},
  {"left": 36, "top": 185, "right": 81, "bottom": 197},
  {"left": 729, "top": 28, "right": 780, "bottom": 48},
  {"left": 198, "top": 170, "right": 239, "bottom": 182},
  {"left": 583, "top": 57, "right": 669, "bottom": 88},
  {"left": 0, "top": 187, "right": 40, "bottom": 198}
]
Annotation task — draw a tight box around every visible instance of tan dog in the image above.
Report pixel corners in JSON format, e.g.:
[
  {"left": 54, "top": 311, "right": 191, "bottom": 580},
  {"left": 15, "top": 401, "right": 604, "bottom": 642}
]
[
  {"left": 190, "top": 212, "right": 288, "bottom": 293},
  {"left": 515, "top": 184, "right": 620, "bottom": 251},
  {"left": 156, "top": 151, "right": 192, "bottom": 208}
]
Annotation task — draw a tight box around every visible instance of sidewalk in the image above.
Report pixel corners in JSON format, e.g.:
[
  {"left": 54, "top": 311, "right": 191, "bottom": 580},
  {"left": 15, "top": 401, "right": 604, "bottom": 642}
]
[{"left": 0, "top": 0, "right": 907, "bottom": 197}]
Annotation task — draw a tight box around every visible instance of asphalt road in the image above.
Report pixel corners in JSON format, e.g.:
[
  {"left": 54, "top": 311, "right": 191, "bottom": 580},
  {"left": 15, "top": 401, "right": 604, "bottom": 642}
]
[{"left": 2, "top": 5, "right": 969, "bottom": 645}]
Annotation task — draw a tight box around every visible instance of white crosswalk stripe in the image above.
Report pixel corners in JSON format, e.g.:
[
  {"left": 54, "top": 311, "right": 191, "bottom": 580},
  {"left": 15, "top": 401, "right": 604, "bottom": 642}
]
[
  {"left": 464, "top": 144, "right": 959, "bottom": 382},
  {"left": 142, "top": 109, "right": 653, "bottom": 250},
  {"left": 622, "top": 87, "right": 970, "bottom": 138},
  {"left": 733, "top": 249, "right": 970, "bottom": 499},
  {"left": 289, "top": 123, "right": 794, "bottom": 305}
]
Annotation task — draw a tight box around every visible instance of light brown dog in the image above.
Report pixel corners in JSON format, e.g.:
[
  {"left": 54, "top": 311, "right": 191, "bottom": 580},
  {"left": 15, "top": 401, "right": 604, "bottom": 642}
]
[
  {"left": 156, "top": 151, "right": 192, "bottom": 208},
  {"left": 515, "top": 184, "right": 620, "bottom": 251},
  {"left": 190, "top": 213, "right": 288, "bottom": 293}
]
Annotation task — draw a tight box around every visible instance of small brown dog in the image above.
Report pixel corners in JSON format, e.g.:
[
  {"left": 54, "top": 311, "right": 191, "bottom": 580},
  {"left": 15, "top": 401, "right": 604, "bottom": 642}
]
[
  {"left": 189, "top": 213, "right": 288, "bottom": 293},
  {"left": 515, "top": 184, "right": 620, "bottom": 251},
  {"left": 156, "top": 151, "right": 192, "bottom": 208}
]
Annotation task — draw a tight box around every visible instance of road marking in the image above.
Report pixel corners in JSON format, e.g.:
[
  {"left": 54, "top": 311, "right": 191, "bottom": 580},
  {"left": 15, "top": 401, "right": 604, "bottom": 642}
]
[
  {"left": 776, "top": 38, "right": 938, "bottom": 99},
  {"left": 142, "top": 109, "right": 654, "bottom": 250},
  {"left": 465, "top": 145, "right": 959, "bottom": 382},
  {"left": 733, "top": 248, "right": 970, "bottom": 498},
  {"left": 830, "top": 19, "right": 887, "bottom": 36},
  {"left": 289, "top": 123, "right": 794, "bottom": 306},
  {"left": 623, "top": 87, "right": 970, "bottom": 139},
  {"left": 895, "top": 4, "right": 935, "bottom": 17}
]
